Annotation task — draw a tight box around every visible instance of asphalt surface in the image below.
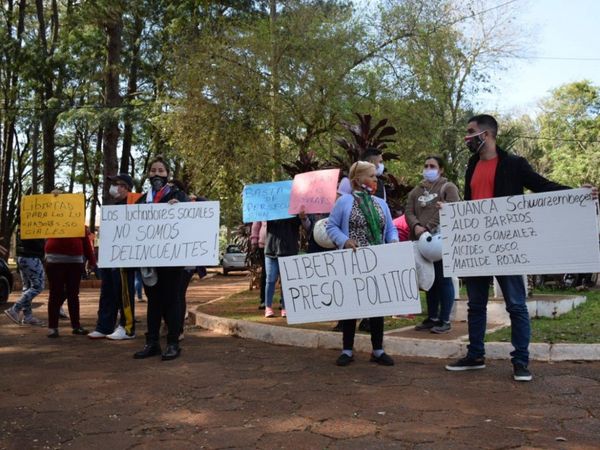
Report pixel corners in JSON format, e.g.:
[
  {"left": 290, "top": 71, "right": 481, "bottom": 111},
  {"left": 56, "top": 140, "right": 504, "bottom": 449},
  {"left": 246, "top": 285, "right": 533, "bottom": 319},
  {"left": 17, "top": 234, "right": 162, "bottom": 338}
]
[{"left": 1, "top": 274, "right": 599, "bottom": 449}]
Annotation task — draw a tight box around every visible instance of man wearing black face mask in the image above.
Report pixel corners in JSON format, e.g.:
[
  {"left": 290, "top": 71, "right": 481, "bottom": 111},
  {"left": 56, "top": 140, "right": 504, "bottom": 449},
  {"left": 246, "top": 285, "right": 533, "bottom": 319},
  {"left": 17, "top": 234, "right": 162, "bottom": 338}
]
[{"left": 446, "top": 114, "right": 598, "bottom": 382}]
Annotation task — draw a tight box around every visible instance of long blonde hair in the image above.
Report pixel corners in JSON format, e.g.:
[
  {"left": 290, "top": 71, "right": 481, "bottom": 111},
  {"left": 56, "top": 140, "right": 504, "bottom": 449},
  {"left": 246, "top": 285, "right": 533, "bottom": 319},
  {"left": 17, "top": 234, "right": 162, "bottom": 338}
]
[{"left": 349, "top": 161, "right": 376, "bottom": 190}]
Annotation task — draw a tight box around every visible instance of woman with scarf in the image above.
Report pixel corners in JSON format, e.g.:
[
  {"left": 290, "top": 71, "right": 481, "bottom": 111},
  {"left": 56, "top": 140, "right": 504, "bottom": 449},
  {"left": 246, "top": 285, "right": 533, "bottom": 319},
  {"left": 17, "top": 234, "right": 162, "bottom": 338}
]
[
  {"left": 406, "top": 155, "right": 460, "bottom": 334},
  {"left": 326, "top": 161, "right": 398, "bottom": 367},
  {"left": 133, "top": 156, "right": 188, "bottom": 361}
]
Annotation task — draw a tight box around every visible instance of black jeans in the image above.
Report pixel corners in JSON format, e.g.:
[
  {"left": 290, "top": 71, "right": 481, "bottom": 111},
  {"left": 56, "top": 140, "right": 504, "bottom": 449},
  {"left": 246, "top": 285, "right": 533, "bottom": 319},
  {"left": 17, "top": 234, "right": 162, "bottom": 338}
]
[
  {"left": 342, "top": 317, "right": 384, "bottom": 351},
  {"left": 144, "top": 267, "right": 184, "bottom": 345},
  {"left": 96, "top": 268, "right": 135, "bottom": 335}
]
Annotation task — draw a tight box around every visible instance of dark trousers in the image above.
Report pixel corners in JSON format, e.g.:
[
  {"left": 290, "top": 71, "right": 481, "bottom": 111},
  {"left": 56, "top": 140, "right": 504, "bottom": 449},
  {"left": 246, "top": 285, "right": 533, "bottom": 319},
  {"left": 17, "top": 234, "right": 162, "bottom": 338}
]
[
  {"left": 341, "top": 317, "right": 384, "bottom": 351},
  {"left": 144, "top": 267, "right": 184, "bottom": 345},
  {"left": 95, "top": 268, "right": 135, "bottom": 335},
  {"left": 46, "top": 262, "right": 83, "bottom": 329}
]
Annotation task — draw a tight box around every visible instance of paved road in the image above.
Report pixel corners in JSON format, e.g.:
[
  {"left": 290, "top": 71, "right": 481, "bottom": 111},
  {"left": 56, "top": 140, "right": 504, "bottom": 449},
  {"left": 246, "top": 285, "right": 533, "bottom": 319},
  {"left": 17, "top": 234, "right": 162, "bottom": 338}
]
[{"left": 1, "top": 274, "right": 599, "bottom": 449}]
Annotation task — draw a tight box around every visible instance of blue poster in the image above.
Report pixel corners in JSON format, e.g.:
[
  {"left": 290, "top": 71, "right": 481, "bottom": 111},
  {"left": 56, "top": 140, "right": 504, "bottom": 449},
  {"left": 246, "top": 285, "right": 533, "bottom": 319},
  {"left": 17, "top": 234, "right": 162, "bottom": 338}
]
[{"left": 243, "top": 180, "right": 294, "bottom": 223}]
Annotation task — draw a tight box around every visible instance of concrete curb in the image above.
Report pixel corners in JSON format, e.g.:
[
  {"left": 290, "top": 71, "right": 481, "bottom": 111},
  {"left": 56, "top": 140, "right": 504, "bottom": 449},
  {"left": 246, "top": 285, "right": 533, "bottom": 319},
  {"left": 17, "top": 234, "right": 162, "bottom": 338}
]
[{"left": 191, "top": 310, "right": 600, "bottom": 361}]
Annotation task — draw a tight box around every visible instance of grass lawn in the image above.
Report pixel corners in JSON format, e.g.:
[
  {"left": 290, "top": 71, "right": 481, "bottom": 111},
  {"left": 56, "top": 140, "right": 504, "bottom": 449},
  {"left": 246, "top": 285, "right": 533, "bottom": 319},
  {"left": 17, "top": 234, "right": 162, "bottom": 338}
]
[
  {"left": 197, "top": 289, "right": 428, "bottom": 332},
  {"left": 486, "top": 288, "right": 600, "bottom": 344}
]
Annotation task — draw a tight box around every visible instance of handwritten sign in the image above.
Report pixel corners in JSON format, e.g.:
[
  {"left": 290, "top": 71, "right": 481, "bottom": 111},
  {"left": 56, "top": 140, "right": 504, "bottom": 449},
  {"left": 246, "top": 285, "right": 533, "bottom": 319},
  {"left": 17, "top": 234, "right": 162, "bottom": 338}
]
[
  {"left": 279, "top": 243, "right": 421, "bottom": 324},
  {"left": 98, "top": 201, "right": 220, "bottom": 268},
  {"left": 288, "top": 169, "right": 340, "bottom": 214},
  {"left": 242, "top": 181, "right": 294, "bottom": 223},
  {"left": 440, "top": 188, "right": 600, "bottom": 277},
  {"left": 20, "top": 194, "right": 85, "bottom": 239}
]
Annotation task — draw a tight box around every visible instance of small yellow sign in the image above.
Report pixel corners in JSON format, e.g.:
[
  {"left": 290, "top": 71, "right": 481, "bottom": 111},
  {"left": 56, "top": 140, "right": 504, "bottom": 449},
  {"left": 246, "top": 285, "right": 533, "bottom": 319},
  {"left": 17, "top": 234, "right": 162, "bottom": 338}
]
[{"left": 20, "top": 194, "right": 85, "bottom": 239}]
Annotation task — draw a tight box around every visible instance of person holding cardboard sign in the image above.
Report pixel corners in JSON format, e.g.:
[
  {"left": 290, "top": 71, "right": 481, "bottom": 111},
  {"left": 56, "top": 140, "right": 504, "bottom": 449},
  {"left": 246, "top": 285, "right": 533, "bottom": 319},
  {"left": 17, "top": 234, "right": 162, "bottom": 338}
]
[
  {"left": 445, "top": 114, "right": 598, "bottom": 382},
  {"left": 327, "top": 161, "right": 399, "bottom": 367},
  {"left": 133, "top": 157, "right": 189, "bottom": 361},
  {"left": 406, "top": 156, "right": 460, "bottom": 334}
]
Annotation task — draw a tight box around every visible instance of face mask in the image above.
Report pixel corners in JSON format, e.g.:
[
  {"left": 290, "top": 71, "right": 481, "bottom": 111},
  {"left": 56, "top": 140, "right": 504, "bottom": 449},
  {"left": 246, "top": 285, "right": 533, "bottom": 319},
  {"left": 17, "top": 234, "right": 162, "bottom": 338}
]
[
  {"left": 465, "top": 131, "right": 486, "bottom": 153},
  {"left": 150, "top": 176, "right": 168, "bottom": 191},
  {"left": 375, "top": 163, "right": 385, "bottom": 176},
  {"left": 109, "top": 185, "right": 121, "bottom": 198},
  {"left": 423, "top": 169, "right": 439, "bottom": 183},
  {"left": 361, "top": 179, "right": 378, "bottom": 194}
]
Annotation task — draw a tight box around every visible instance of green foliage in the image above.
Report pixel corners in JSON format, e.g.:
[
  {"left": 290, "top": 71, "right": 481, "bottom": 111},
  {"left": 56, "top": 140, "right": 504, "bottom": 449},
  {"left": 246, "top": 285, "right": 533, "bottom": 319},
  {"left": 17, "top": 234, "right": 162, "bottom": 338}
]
[
  {"left": 486, "top": 289, "right": 600, "bottom": 344},
  {"left": 538, "top": 81, "right": 600, "bottom": 188}
]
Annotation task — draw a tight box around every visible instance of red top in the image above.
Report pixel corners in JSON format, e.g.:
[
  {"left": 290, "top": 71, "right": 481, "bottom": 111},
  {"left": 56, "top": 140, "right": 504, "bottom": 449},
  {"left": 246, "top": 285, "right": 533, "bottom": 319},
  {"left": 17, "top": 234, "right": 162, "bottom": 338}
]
[
  {"left": 45, "top": 231, "right": 97, "bottom": 266},
  {"left": 470, "top": 157, "right": 498, "bottom": 200}
]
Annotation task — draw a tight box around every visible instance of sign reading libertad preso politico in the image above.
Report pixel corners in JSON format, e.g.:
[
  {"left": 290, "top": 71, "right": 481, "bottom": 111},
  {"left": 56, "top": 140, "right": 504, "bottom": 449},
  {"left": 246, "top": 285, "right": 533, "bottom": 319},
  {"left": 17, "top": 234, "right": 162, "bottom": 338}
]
[
  {"left": 279, "top": 243, "right": 421, "bottom": 324},
  {"left": 20, "top": 193, "right": 85, "bottom": 239},
  {"left": 98, "top": 202, "right": 220, "bottom": 268},
  {"left": 440, "top": 188, "right": 600, "bottom": 277}
]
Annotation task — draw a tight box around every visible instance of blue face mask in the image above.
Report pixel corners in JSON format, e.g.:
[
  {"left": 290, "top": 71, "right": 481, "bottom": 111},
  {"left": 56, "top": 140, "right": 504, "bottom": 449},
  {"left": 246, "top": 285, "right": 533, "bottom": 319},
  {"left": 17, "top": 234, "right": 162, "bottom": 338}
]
[
  {"left": 423, "top": 168, "right": 439, "bottom": 182},
  {"left": 376, "top": 163, "right": 385, "bottom": 176}
]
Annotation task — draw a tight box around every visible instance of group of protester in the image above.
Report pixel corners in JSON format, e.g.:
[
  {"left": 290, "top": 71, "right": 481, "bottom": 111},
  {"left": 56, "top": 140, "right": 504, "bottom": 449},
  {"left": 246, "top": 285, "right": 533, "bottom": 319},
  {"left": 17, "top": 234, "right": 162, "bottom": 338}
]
[
  {"left": 4, "top": 114, "right": 597, "bottom": 381},
  {"left": 249, "top": 114, "right": 597, "bottom": 382},
  {"left": 5, "top": 156, "right": 203, "bottom": 362}
]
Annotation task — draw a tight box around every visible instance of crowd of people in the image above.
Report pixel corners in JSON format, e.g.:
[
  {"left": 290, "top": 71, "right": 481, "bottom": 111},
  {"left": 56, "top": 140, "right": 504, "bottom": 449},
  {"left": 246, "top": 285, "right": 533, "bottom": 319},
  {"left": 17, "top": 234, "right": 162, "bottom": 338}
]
[{"left": 3, "top": 114, "right": 597, "bottom": 381}]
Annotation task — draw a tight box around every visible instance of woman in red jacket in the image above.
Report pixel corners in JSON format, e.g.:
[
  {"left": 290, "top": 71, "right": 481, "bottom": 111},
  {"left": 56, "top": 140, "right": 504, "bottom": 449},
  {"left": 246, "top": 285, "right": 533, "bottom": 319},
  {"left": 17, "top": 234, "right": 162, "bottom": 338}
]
[{"left": 45, "top": 227, "right": 96, "bottom": 338}]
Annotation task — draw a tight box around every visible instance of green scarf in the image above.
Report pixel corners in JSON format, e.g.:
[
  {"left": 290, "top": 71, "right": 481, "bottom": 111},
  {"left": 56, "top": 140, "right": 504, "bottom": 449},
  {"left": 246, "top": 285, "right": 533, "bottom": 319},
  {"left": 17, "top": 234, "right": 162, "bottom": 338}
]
[{"left": 353, "top": 191, "right": 383, "bottom": 245}]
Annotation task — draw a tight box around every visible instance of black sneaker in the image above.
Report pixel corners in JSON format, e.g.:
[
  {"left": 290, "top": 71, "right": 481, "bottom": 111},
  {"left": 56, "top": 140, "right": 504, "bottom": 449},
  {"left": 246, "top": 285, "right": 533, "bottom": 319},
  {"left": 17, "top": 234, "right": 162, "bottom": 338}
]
[
  {"left": 370, "top": 352, "right": 395, "bottom": 366},
  {"left": 431, "top": 322, "right": 452, "bottom": 334},
  {"left": 445, "top": 356, "right": 486, "bottom": 371},
  {"left": 72, "top": 327, "right": 89, "bottom": 336},
  {"left": 336, "top": 353, "right": 354, "bottom": 366},
  {"left": 258, "top": 302, "right": 266, "bottom": 310},
  {"left": 415, "top": 318, "right": 440, "bottom": 331},
  {"left": 513, "top": 363, "right": 533, "bottom": 382}
]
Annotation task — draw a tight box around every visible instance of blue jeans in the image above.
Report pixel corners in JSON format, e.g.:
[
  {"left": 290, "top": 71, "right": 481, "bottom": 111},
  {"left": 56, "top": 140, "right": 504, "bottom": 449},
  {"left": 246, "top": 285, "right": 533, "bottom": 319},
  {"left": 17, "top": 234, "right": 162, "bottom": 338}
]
[
  {"left": 465, "top": 275, "right": 530, "bottom": 366},
  {"left": 15, "top": 257, "right": 45, "bottom": 316},
  {"left": 265, "top": 256, "right": 284, "bottom": 308},
  {"left": 426, "top": 260, "right": 455, "bottom": 323},
  {"left": 134, "top": 270, "right": 143, "bottom": 300}
]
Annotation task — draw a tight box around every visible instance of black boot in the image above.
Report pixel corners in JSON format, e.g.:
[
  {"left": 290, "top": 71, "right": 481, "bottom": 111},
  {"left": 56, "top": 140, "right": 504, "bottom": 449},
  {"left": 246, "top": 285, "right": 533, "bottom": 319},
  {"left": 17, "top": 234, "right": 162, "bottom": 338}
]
[
  {"left": 162, "top": 343, "right": 181, "bottom": 361},
  {"left": 133, "top": 342, "right": 162, "bottom": 359}
]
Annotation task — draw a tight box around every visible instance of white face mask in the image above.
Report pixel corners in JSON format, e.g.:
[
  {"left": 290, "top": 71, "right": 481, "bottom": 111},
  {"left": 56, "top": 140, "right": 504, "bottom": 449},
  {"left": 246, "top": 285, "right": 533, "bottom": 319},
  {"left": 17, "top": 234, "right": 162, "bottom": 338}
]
[
  {"left": 376, "top": 162, "right": 385, "bottom": 176},
  {"left": 109, "top": 185, "right": 121, "bottom": 198},
  {"left": 423, "top": 168, "right": 439, "bottom": 182}
]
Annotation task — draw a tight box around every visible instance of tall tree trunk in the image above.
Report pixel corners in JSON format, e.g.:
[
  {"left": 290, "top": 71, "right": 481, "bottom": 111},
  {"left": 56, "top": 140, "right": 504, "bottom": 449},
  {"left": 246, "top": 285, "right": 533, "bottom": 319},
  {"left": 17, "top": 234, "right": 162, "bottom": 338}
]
[
  {"left": 102, "top": 15, "right": 122, "bottom": 202},
  {"left": 120, "top": 14, "right": 142, "bottom": 175},
  {"left": 31, "top": 117, "right": 40, "bottom": 194},
  {"left": 89, "top": 128, "right": 103, "bottom": 234},
  {"left": 0, "top": 0, "right": 26, "bottom": 248},
  {"left": 269, "top": 0, "right": 281, "bottom": 181}
]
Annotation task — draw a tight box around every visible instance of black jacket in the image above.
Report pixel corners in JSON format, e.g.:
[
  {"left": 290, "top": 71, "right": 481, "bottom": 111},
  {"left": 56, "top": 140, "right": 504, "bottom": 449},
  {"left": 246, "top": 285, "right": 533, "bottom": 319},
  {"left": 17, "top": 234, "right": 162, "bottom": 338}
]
[
  {"left": 464, "top": 147, "right": 569, "bottom": 200},
  {"left": 265, "top": 217, "right": 301, "bottom": 257},
  {"left": 137, "top": 186, "right": 188, "bottom": 204},
  {"left": 16, "top": 234, "right": 45, "bottom": 259}
]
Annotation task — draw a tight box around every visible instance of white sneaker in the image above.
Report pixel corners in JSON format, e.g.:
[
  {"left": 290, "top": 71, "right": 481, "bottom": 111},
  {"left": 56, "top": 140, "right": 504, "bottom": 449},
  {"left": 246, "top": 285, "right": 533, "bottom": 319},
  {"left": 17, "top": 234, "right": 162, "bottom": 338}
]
[
  {"left": 22, "top": 315, "right": 45, "bottom": 326},
  {"left": 106, "top": 326, "right": 135, "bottom": 340},
  {"left": 88, "top": 330, "right": 107, "bottom": 339}
]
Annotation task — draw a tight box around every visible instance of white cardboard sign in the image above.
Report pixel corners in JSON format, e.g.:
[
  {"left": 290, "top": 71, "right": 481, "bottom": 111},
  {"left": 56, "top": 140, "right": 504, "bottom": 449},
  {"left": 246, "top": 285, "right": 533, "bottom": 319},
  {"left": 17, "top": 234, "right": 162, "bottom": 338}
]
[
  {"left": 279, "top": 242, "right": 421, "bottom": 324},
  {"left": 98, "top": 202, "right": 220, "bottom": 268},
  {"left": 440, "top": 188, "right": 600, "bottom": 277}
]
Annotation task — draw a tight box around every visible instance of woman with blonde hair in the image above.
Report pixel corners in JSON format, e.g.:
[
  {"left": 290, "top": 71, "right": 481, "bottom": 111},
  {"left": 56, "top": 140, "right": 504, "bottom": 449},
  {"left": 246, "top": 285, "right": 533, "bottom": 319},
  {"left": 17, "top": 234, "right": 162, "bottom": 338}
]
[{"left": 326, "top": 161, "right": 398, "bottom": 366}]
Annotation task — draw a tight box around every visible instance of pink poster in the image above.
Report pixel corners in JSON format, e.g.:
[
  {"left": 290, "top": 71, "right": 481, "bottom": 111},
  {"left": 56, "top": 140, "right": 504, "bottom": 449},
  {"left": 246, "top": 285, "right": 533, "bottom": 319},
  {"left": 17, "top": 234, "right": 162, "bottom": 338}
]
[{"left": 288, "top": 169, "right": 340, "bottom": 214}]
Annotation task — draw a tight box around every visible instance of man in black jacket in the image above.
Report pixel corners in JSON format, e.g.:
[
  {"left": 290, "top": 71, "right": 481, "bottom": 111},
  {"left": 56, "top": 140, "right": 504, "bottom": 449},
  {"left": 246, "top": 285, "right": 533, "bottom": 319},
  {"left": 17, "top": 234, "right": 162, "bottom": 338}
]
[{"left": 445, "top": 114, "right": 596, "bottom": 382}]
